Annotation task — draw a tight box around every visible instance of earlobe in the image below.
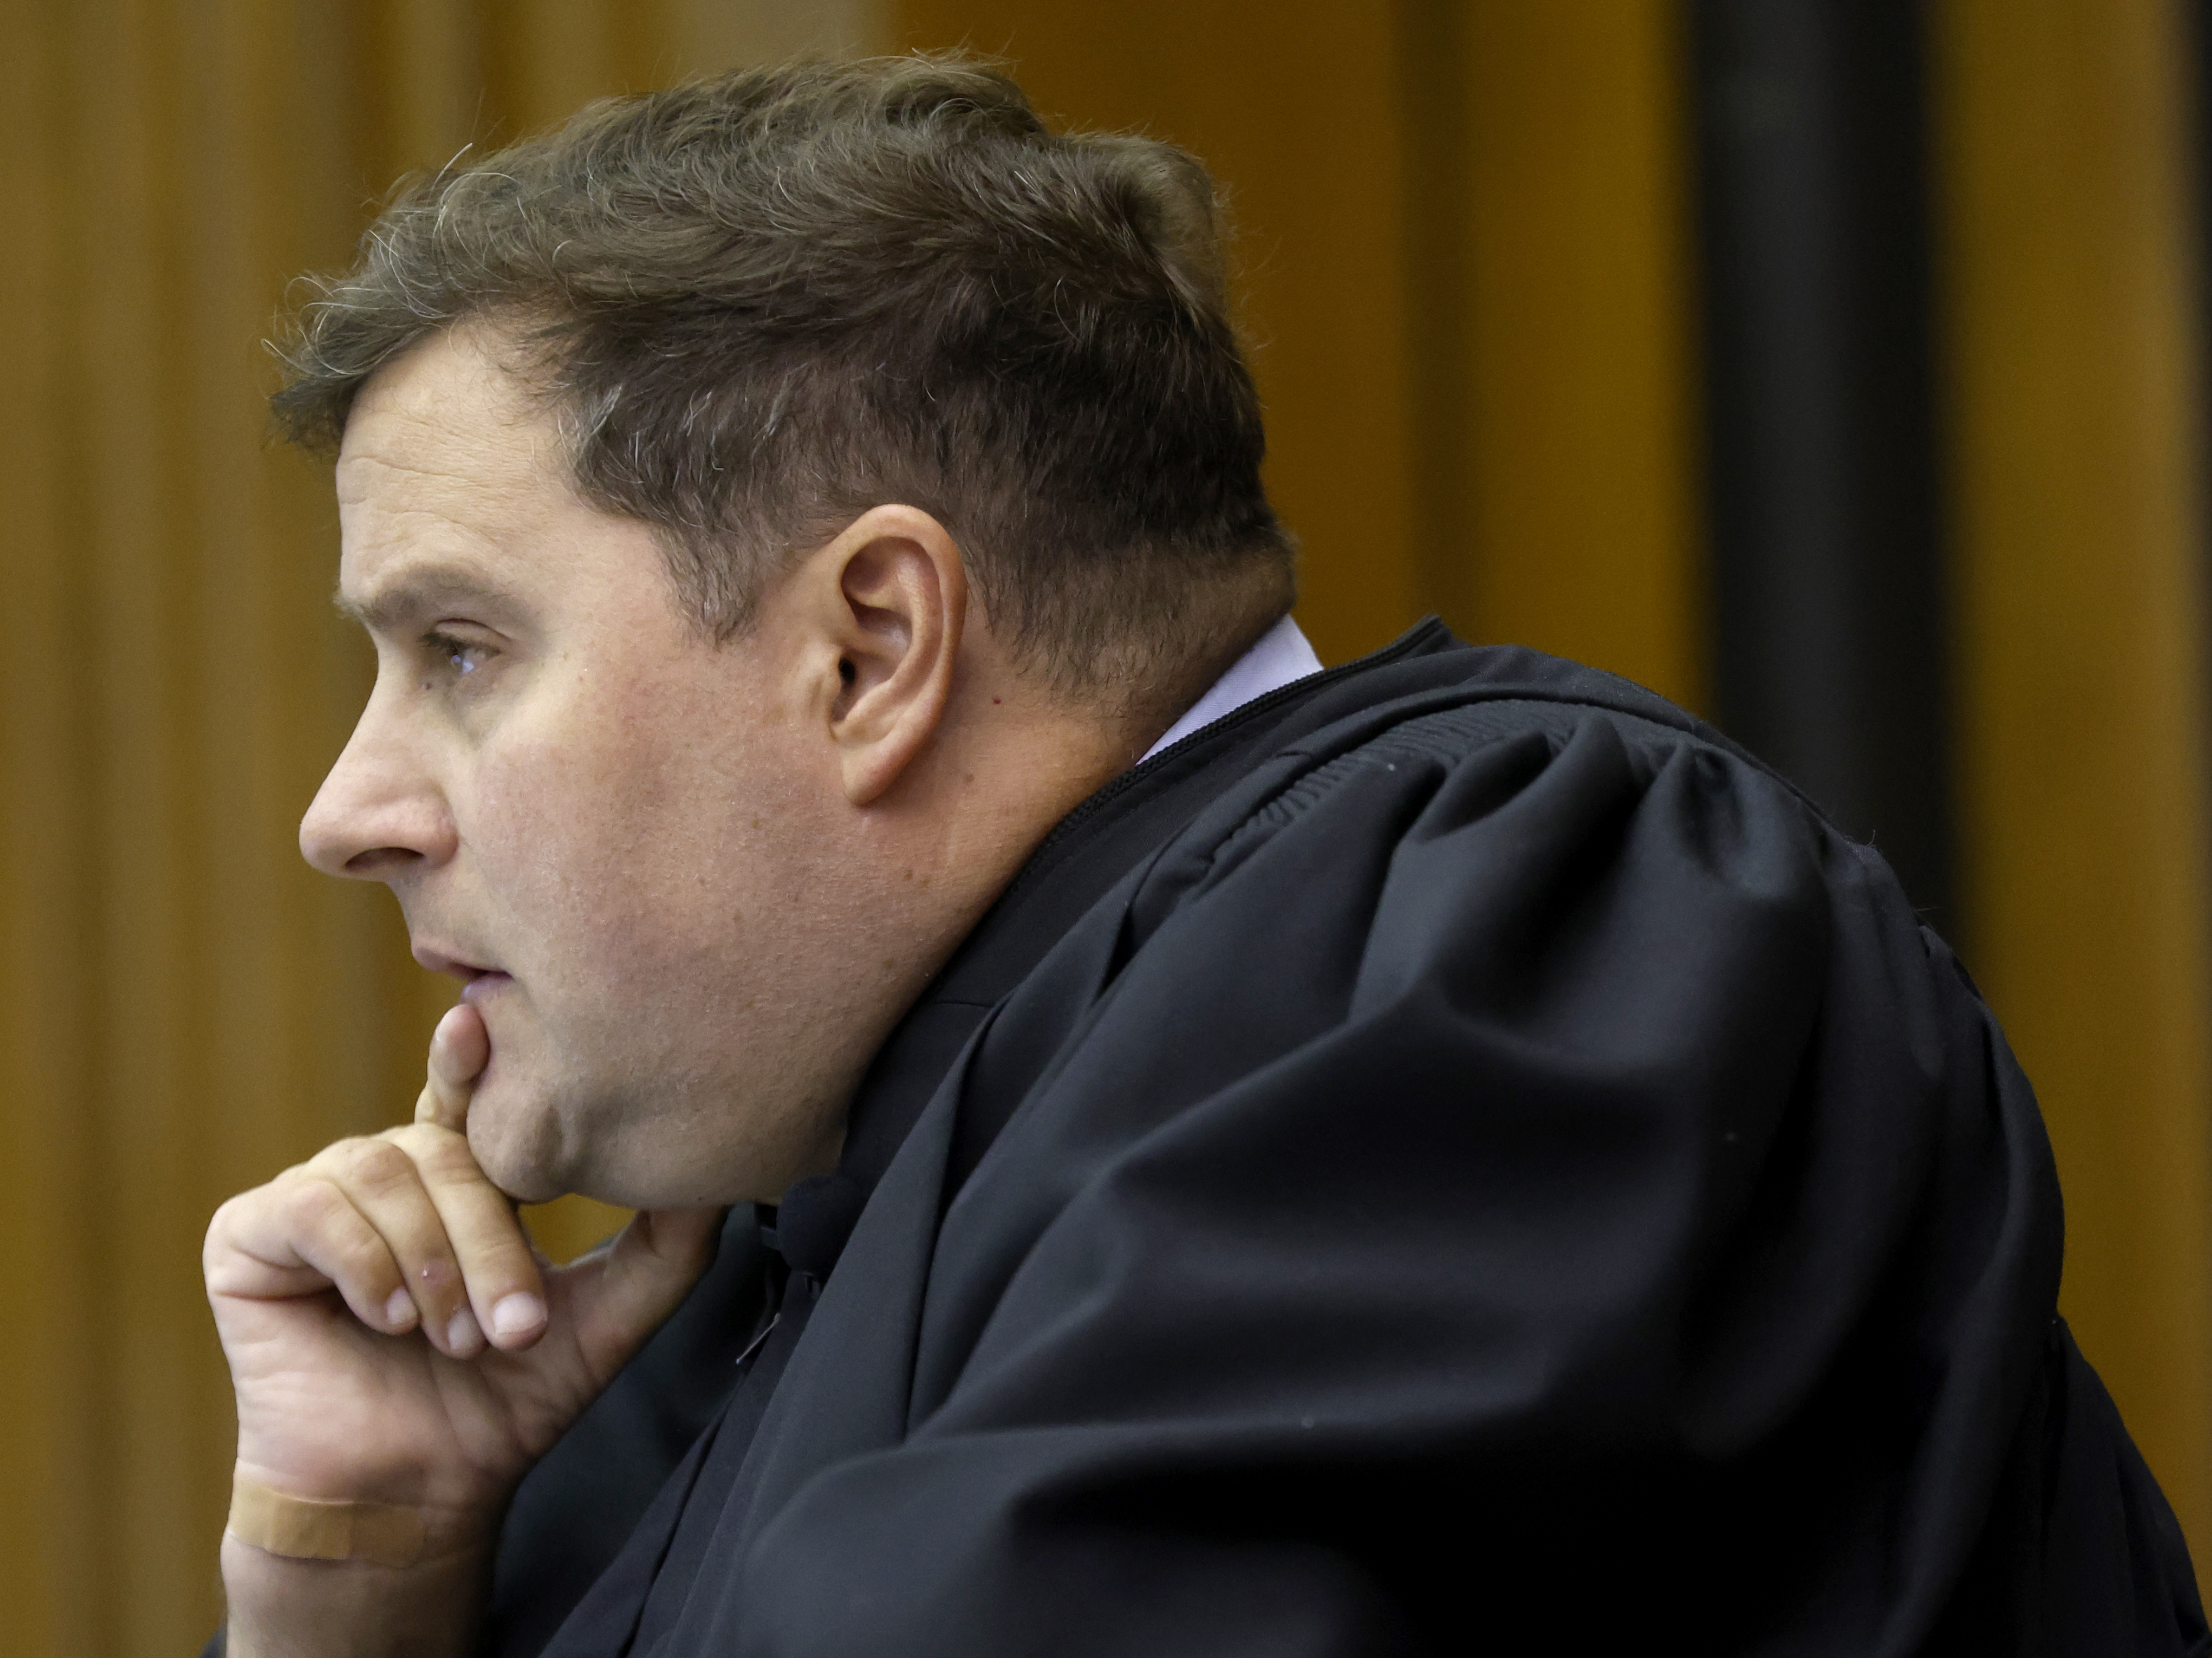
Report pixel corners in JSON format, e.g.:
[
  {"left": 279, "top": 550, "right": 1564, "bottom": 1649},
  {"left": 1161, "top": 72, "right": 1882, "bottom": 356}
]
[{"left": 816, "top": 506, "right": 967, "bottom": 807}]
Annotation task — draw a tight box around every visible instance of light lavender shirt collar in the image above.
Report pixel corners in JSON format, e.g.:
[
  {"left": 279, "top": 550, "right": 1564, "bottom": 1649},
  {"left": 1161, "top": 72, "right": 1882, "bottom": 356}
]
[{"left": 1137, "top": 614, "right": 1324, "bottom": 765}]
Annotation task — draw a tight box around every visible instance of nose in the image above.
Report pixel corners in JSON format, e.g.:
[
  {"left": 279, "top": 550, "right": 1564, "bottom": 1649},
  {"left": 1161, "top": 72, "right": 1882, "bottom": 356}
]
[{"left": 300, "top": 704, "right": 458, "bottom": 881}]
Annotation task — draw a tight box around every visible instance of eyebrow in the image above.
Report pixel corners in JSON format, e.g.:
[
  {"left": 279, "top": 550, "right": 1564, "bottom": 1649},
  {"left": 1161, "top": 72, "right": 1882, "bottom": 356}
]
[{"left": 334, "top": 567, "right": 510, "bottom": 634}]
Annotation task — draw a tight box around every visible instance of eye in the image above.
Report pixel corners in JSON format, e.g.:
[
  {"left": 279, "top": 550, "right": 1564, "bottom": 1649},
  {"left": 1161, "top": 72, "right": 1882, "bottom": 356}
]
[{"left": 422, "top": 628, "right": 496, "bottom": 679}]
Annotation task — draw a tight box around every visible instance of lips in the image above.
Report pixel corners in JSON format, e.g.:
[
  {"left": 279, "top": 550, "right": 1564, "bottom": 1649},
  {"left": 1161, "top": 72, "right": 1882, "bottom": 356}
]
[
  {"left": 411, "top": 941, "right": 512, "bottom": 1001},
  {"left": 459, "top": 970, "right": 513, "bottom": 1005}
]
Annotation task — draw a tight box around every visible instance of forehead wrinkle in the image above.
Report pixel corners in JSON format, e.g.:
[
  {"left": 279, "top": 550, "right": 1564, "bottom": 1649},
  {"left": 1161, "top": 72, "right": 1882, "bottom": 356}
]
[
  {"left": 337, "top": 432, "right": 551, "bottom": 504},
  {"left": 337, "top": 441, "right": 551, "bottom": 635}
]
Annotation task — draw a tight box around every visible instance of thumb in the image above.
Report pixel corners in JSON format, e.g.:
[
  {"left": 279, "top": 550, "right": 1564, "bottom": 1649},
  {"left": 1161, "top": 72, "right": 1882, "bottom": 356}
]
[
  {"left": 564, "top": 1206, "right": 728, "bottom": 1367},
  {"left": 414, "top": 1001, "right": 490, "bottom": 1131}
]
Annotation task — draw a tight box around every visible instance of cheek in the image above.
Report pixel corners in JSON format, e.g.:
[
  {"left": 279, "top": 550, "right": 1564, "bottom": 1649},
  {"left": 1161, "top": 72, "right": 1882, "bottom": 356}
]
[
  {"left": 471, "top": 736, "right": 652, "bottom": 946},
  {"left": 464, "top": 684, "right": 822, "bottom": 1003}
]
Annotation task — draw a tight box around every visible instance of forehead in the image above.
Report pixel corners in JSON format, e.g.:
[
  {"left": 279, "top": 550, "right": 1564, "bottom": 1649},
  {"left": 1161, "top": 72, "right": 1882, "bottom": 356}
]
[
  {"left": 332, "top": 328, "right": 609, "bottom": 626},
  {"left": 339, "top": 325, "right": 560, "bottom": 509}
]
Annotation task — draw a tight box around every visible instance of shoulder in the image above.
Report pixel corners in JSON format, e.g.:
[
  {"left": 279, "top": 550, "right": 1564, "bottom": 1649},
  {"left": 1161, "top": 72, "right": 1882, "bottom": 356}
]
[{"left": 1133, "top": 643, "right": 1852, "bottom": 968}]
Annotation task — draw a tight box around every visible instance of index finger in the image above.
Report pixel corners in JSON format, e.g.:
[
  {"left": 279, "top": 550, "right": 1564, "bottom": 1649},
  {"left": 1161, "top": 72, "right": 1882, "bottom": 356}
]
[{"left": 414, "top": 1002, "right": 489, "bottom": 1131}]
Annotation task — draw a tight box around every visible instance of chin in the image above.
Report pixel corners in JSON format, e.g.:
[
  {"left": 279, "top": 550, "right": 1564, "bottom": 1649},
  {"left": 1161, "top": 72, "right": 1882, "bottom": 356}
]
[{"left": 463, "top": 1077, "right": 571, "bottom": 1204}]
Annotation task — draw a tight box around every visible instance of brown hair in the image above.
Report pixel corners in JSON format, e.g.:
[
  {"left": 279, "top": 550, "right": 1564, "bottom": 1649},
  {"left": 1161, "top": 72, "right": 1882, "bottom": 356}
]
[{"left": 272, "top": 54, "right": 1295, "bottom": 710}]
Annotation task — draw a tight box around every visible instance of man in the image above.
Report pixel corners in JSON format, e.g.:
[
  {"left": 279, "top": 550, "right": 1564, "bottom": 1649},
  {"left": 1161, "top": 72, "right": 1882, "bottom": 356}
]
[{"left": 203, "top": 55, "right": 2204, "bottom": 1657}]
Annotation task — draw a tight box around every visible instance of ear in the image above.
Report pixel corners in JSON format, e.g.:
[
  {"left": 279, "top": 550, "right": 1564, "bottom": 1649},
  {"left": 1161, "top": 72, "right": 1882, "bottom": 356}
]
[{"left": 799, "top": 504, "right": 968, "bottom": 806}]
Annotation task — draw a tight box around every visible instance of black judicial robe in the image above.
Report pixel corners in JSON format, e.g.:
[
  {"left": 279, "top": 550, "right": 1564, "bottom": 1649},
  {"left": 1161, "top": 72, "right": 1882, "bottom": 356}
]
[{"left": 240, "top": 623, "right": 2212, "bottom": 1655}]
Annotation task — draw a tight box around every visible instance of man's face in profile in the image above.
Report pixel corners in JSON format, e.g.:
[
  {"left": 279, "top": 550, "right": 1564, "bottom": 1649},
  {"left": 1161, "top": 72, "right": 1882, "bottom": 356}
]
[{"left": 301, "top": 326, "right": 854, "bottom": 1207}]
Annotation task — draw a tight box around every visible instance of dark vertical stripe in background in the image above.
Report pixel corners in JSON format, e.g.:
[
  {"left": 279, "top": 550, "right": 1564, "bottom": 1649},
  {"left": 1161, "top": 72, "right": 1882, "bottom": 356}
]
[
  {"left": 2195, "top": 0, "right": 2212, "bottom": 763},
  {"left": 1692, "top": 0, "right": 1954, "bottom": 924}
]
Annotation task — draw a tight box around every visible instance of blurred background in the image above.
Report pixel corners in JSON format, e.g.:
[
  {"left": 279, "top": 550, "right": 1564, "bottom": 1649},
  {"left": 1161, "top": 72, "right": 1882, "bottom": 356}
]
[{"left": 5, "top": 0, "right": 2211, "bottom": 1649}]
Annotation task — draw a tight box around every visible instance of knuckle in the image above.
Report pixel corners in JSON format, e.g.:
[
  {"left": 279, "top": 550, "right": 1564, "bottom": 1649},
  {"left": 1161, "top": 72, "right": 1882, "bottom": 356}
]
[
  {"left": 411, "top": 1133, "right": 487, "bottom": 1187},
  {"left": 387, "top": 1214, "right": 462, "bottom": 1282},
  {"left": 205, "top": 1188, "right": 266, "bottom": 1258},
  {"left": 206, "top": 1191, "right": 246, "bottom": 1239},
  {"left": 300, "top": 1136, "right": 380, "bottom": 1185},
  {"left": 279, "top": 1175, "right": 352, "bottom": 1233},
  {"left": 446, "top": 1208, "right": 532, "bottom": 1275},
  {"left": 338, "top": 1229, "right": 399, "bottom": 1285},
  {"left": 471, "top": 1231, "right": 535, "bottom": 1276},
  {"left": 341, "top": 1138, "right": 419, "bottom": 1193}
]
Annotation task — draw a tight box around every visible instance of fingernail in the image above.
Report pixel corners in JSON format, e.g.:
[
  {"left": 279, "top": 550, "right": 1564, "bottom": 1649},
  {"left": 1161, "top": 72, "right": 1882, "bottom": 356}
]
[
  {"left": 491, "top": 1292, "right": 545, "bottom": 1340},
  {"left": 446, "top": 1308, "right": 482, "bottom": 1353},
  {"left": 385, "top": 1288, "right": 416, "bottom": 1330}
]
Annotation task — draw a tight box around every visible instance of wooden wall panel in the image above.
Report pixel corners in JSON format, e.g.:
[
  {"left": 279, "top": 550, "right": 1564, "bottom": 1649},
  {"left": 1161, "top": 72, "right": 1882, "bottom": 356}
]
[
  {"left": 1455, "top": 1, "right": 1704, "bottom": 710},
  {"left": 1932, "top": 0, "right": 2212, "bottom": 1555},
  {"left": 1, "top": 14, "right": 99, "bottom": 1657}
]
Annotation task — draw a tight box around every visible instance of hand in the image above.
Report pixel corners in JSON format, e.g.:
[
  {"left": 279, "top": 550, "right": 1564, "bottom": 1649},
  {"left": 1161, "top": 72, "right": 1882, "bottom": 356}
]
[{"left": 204, "top": 1004, "right": 723, "bottom": 1656}]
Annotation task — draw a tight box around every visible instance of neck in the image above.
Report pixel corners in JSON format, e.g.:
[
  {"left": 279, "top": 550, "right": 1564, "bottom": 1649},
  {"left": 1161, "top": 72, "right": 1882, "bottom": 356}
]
[
  {"left": 835, "top": 657, "right": 1130, "bottom": 996},
  {"left": 906, "top": 705, "right": 1137, "bottom": 920}
]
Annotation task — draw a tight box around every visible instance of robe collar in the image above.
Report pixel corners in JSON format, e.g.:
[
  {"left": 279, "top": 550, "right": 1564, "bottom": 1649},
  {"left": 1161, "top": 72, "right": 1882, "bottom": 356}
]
[{"left": 769, "top": 617, "right": 1455, "bottom": 1278}]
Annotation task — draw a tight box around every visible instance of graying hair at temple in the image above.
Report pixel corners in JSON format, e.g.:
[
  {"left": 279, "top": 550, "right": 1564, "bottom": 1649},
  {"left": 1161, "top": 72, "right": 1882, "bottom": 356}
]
[{"left": 268, "top": 53, "right": 1296, "bottom": 707}]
